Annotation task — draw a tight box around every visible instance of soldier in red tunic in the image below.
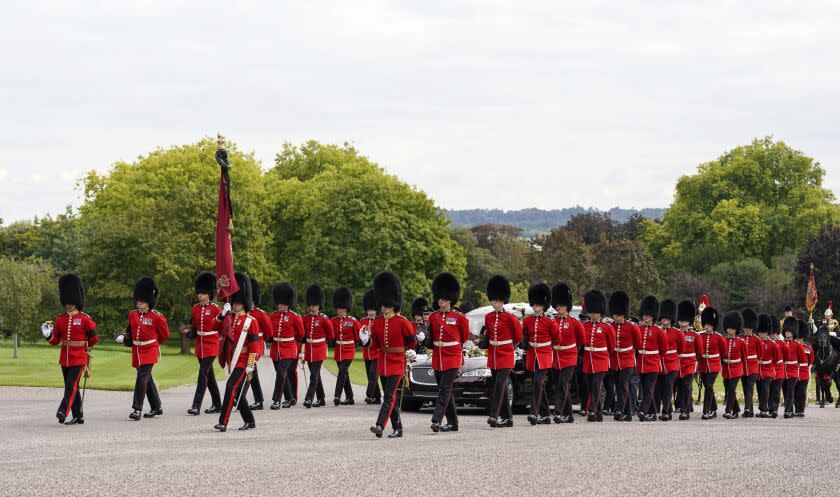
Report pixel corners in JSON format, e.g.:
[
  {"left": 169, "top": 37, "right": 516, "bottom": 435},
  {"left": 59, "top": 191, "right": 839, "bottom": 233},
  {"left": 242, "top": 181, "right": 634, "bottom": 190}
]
[
  {"left": 655, "top": 299, "right": 684, "bottom": 420},
  {"left": 606, "top": 291, "right": 639, "bottom": 422},
  {"left": 769, "top": 315, "right": 787, "bottom": 418},
  {"left": 425, "top": 272, "right": 471, "bottom": 432},
  {"left": 738, "top": 308, "right": 761, "bottom": 418},
  {"left": 41, "top": 273, "right": 98, "bottom": 425},
  {"left": 267, "top": 283, "right": 305, "bottom": 409},
  {"left": 782, "top": 317, "right": 804, "bottom": 418},
  {"left": 214, "top": 272, "right": 262, "bottom": 431},
  {"left": 480, "top": 275, "right": 523, "bottom": 428},
  {"left": 365, "top": 272, "right": 417, "bottom": 438},
  {"left": 331, "top": 287, "right": 360, "bottom": 406},
  {"left": 246, "top": 278, "right": 271, "bottom": 411},
  {"left": 795, "top": 319, "right": 813, "bottom": 417},
  {"left": 698, "top": 306, "right": 725, "bottom": 419},
  {"left": 116, "top": 277, "right": 170, "bottom": 421},
  {"left": 522, "top": 283, "right": 560, "bottom": 424},
  {"left": 721, "top": 311, "right": 747, "bottom": 418},
  {"left": 302, "top": 285, "right": 335, "bottom": 408},
  {"left": 755, "top": 314, "right": 778, "bottom": 417},
  {"left": 359, "top": 290, "right": 382, "bottom": 404},
  {"left": 546, "top": 283, "right": 586, "bottom": 423},
  {"left": 637, "top": 295, "right": 667, "bottom": 421},
  {"left": 183, "top": 271, "right": 222, "bottom": 415},
  {"left": 675, "top": 300, "right": 700, "bottom": 420},
  {"left": 580, "top": 290, "right": 616, "bottom": 422}
]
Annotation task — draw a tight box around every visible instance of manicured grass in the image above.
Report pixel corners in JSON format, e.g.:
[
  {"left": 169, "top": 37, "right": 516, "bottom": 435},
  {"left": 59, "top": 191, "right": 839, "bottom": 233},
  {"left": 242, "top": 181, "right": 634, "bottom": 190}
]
[
  {"left": 322, "top": 350, "right": 371, "bottom": 386},
  {"left": 0, "top": 339, "right": 226, "bottom": 391}
]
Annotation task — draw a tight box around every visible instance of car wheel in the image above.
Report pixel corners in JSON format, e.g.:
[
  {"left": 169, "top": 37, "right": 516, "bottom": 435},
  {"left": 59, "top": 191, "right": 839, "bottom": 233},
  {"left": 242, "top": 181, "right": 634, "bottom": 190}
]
[{"left": 402, "top": 398, "right": 423, "bottom": 412}]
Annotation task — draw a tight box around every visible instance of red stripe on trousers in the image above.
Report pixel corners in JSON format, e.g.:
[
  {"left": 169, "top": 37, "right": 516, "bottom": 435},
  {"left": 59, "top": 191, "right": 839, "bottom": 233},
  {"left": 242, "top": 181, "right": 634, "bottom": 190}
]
[
  {"left": 66, "top": 367, "right": 84, "bottom": 417},
  {"left": 383, "top": 377, "right": 402, "bottom": 429},
  {"left": 221, "top": 371, "right": 245, "bottom": 426}
]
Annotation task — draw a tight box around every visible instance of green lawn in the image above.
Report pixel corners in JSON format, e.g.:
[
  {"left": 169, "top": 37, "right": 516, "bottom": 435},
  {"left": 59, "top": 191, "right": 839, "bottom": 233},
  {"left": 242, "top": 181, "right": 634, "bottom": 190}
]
[
  {"left": 0, "top": 339, "right": 225, "bottom": 391},
  {"left": 323, "top": 350, "right": 371, "bottom": 385}
]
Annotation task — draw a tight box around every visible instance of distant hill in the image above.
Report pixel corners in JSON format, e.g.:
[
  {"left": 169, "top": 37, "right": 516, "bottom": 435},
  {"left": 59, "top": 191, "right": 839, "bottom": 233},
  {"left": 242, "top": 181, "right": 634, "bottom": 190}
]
[{"left": 445, "top": 207, "right": 665, "bottom": 237}]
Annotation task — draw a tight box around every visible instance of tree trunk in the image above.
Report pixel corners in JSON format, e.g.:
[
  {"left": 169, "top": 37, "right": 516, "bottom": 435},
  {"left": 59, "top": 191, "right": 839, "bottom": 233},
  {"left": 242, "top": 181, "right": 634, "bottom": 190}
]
[
  {"left": 180, "top": 332, "right": 190, "bottom": 355},
  {"left": 12, "top": 333, "right": 18, "bottom": 359}
]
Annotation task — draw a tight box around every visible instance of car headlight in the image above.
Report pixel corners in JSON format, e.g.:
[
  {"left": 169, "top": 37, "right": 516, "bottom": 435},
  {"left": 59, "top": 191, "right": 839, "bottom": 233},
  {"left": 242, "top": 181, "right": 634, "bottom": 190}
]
[{"left": 461, "top": 368, "right": 492, "bottom": 377}]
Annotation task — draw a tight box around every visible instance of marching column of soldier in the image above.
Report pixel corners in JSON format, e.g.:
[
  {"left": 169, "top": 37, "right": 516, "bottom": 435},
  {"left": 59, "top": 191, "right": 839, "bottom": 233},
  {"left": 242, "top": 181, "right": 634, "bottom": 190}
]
[{"left": 42, "top": 270, "right": 827, "bottom": 434}]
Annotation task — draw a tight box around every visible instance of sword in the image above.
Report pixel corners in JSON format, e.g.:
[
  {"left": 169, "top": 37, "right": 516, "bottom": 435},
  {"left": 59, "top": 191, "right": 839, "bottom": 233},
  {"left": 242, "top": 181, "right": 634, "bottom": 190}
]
[{"left": 80, "top": 346, "right": 91, "bottom": 415}]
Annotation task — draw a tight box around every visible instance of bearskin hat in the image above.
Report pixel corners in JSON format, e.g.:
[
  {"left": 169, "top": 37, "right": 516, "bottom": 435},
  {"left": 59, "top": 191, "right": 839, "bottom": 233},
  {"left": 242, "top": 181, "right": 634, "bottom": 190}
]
[
  {"left": 756, "top": 313, "right": 772, "bottom": 334},
  {"left": 783, "top": 304, "right": 793, "bottom": 313},
  {"left": 659, "top": 299, "right": 677, "bottom": 323},
  {"left": 332, "top": 286, "right": 353, "bottom": 310},
  {"left": 305, "top": 285, "right": 325, "bottom": 308},
  {"left": 741, "top": 308, "right": 758, "bottom": 330},
  {"left": 59, "top": 273, "right": 85, "bottom": 310},
  {"left": 362, "top": 289, "right": 377, "bottom": 312},
  {"left": 273, "top": 283, "right": 296, "bottom": 307},
  {"left": 782, "top": 316, "right": 798, "bottom": 335},
  {"left": 133, "top": 276, "right": 159, "bottom": 309},
  {"left": 411, "top": 297, "right": 430, "bottom": 317},
  {"left": 608, "top": 291, "right": 630, "bottom": 317},
  {"left": 583, "top": 290, "right": 607, "bottom": 315},
  {"left": 723, "top": 311, "right": 743, "bottom": 333},
  {"left": 552, "top": 283, "right": 573, "bottom": 310},
  {"left": 798, "top": 319, "right": 810, "bottom": 341},
  {"left": 677, "top": 300, "right": 695, "bottom": 323},
  {"left": 374, "top": 272, "right": 403, "bottom": 311},
  {"left": 487, "top": 275, "right": 511, "bottom": 304},
  {"left": 250, "top": 278, "right": 262, "bottom": 307},
  {"left": 639, "top": 295, "right": 659, "bottom": 321},
  {"left": 230, "top": 272, "right": 252, "bottom": 311},
  {"left": 771, "top": 314, "right": 780, "bottom": 334},
  {"left": 528, "top": 282, "right": 551, "bottom": 309},
  {"left": 701, "top": 306, "right": 719, "bottom": 328},
  {"left": 432, "top": 272, "right": 461, "bottom": 305},
  {"left": 194, "top": 271, "right": 216, "bottom": 300}
]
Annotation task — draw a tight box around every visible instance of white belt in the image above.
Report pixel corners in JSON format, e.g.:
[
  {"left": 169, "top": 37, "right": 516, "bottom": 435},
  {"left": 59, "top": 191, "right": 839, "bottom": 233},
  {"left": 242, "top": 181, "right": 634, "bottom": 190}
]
[
  {"left": 679, "top": 353, "right": 695, "bottom": 358},
  {"left": 615, "top": 346, "right": 634, "bottom": 353},
  {"left": 336, "top": 340, "right": 355, "bottom": 345},
  {"left": 638, "top": 350, "right": 659, "bottom": 355},
  {"left": 799, "top": 363, "right": 808, "bottom": 367},
  {"left": 701, "top": 354, "right": 719, "bottom": 359},
  {"left": 553, "top": 343, "right": 576, "bottom": 350},
  {"left": 666, "top": 349, "right": 677, "bottom": 354},
  {"left": 306, "top": 338, "right": 326, "bottom": 344},
  {"left": 759, "top": 360, "right": 773, "bottom": 365},
  {"left": 133, "top": 339, "right": 157, "bottom": 346},
  {"left": 533, "top": 341, "right": 552, "bottom": 348},
  {"left": 722, "top": 358, "right": 740, "bottom": 363},
  {"left": 434, "top": 340, "right": 460, "bottom": 347},
  {"left": 196, "top": 331, "right": 218, "bottom": 337},
  {"left": 746, "top": 354, "right": 757, "bottom": 359},
  {"left": 584, "top": 346, "right": 607, "bottom": 352},
  {"left": 784, "top": 360, "right": 798, "bottom": 365},
  {"left": 273, "top": 337, "right": 295, "bottom": 342},
  {"left": 490, "top": 339, "right": 513, "bottom": 346}
]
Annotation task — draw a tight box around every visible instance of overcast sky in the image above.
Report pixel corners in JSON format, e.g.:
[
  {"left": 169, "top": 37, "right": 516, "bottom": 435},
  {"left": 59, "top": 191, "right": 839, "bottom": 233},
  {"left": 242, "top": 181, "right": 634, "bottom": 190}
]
[{"left": 2, "top": 1, "right": 839, "bottom": 223}]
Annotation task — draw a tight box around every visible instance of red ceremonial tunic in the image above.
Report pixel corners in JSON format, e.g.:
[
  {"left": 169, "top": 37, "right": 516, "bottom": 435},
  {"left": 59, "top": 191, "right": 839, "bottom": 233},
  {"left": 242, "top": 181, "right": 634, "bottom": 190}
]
[
  {"left": 741, "top": 333, "right": 761, "bottom": 376},
  {"left": 427, "top": 309, "right": 470, "bottom": 371},
  {"left": 267, "top": 310, "right": 305, "bottom": 361},
  {"left": 721, "top": 336, "right": 747, "bottom": 379},
  {"left": 661, "top": 326, "right": 685, "bottom": 373},
  {"left": 359, "top": 316, "right": 380, "bottom": 360},
  {"left": 523, "top": 314, "right": 560, "bottom": 371},
  {"left": 799, "top": 343, "right": 813, "bottom": 381},
  {"left": 610, "top": 320, "right": 641, "bottom": 371},
  {"left": 332, "top": 315, "right": 360, "bottom": 362},
  {"left": 369, "top": 314, "right": 415, "bottom": 377},
  {"left": 228, "top": 312, "right": 263, "bottom": 369},
  {"left": 249, "top": 307, "right": 272, "bottom": 361},
  {"left": 637, "top": 324, "right": 667, "bottom": 374},
  {"left": 127, "top": 310, "right": 170, "bottom": 368},
  {"left": 49, "top": 311, "right": 98, "bottom": 367},
  {"left": 784, "top": 340, "right": 805, "bottom": 379},
  {"left": 190, "top": 303, "right": 222, "bottom": 359},
  {"left": 758, "top": 338, "right": 778, "bottom": 379},
  {"left": 302, "top": 313, "right": 334, "bottom": 363},
  {"left": 553, "top": 314, "right": 586, "bottom": 370},
  {"left": 679, "top": 329, "right": 702, "bottom": 377},
  {"left": 581, "top": 320, "right": 616, "bottom": 374},
  {"left": 697, "top": 332, "right": 726, "bottom": 374},
  {"left": 483, "top": 310, "right": 523, "bottom": 370},
  {"left": 774, "top": 339, "right": 789, "bottom": 379}
]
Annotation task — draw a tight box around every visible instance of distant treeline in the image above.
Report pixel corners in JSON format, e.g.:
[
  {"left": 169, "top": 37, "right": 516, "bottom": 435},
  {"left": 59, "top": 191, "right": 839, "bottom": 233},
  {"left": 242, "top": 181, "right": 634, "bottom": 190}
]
[{"left": 445, "top": 207, "right": 665, "bottom": 237}]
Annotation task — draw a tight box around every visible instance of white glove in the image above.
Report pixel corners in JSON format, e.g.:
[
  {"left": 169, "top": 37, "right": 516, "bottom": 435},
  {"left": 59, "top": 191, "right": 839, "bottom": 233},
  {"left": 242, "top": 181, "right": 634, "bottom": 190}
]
[
  {"left": 299, "top": 352, "right": 304, "bottom": 361},
  {"left": 116, "top": 334, "right": 125, "bottom": 344},
  {"left": 405, "top": 349, "right": 417, "bottom": 362},
  {"left": 221, "top": 303, "right": 232, "bottom": 316},
  {"left": 416, "top": 331, "right": 425, "bottom": 343},
  {"left": 41, "top": 322, "right": 53, "bottom": 338},
  {"left": 359, "top": 327, "right": 370, "bottom": 345},
  {"left": 245, "top": 366, "right": 255, "bottom": 374}
]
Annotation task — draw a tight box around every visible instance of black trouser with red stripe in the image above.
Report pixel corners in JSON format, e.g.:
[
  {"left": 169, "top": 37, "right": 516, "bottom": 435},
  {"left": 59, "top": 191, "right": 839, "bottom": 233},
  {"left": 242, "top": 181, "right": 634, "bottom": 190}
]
[
  {"left": 249, "top": 363, "right": 264, "bottom": 404},
  {"left": 677, "top": 374, "right": 694, "bottom": 414},
  {"left": 758, "top": 376, "right": 772, "bottom": 412},
  {"left": 655, "top": 371, "right": 678, "bottom": 415},
  {"left": 59, "top": 365, "right": 84, "bottom": 418},
  {"left": 376, "top": 375, "right": 403, "bottom": 429},
  {"left": 794, "top": 379, "right": 808, "bottom": 414},
  {"left": 192, "top": 356, "right": 222, "bottom": 409},
  {"left": 489, "top": 368, "right": 512, "bottom": 420},
  {"left": 433, "top": 368, "right": 459, "bottom": 425},
  {"left": 218, "top": 367, "right": 254, "bottom": 426},
  {"left": 640, "top": 372, "right": 658, "bottom": 415},
  {"left": 284, "top": 359, "right": 298, "bottom": 401},
  {"left": 784, "top": 377, "right": 797, "bottom": 413},
  {"left": 770, "top": 378, "right": 784, "bottom": 412},
  {"left": 530, "top": 368, "right": 548, "bottom": 417},
  {"left": 334, "top": 359, "right": 354, "bottom": 400},
  {"left": 305, "top": 361, "right": 324, "bottom": 402},
  {"left": 132, "top": 364, "right": 161, "bottom": 411},
  {"left": 273, "top": 358, "right": 295, "bottom": 402},
  {"left": 365, "top": 359, "right": 381, "bottom": 400},
  {"left": 741, "top": 373, "right": 756, "bottom": 413},
  {"left": 701, "top": 372, "right": 717, "bottom": 414}
]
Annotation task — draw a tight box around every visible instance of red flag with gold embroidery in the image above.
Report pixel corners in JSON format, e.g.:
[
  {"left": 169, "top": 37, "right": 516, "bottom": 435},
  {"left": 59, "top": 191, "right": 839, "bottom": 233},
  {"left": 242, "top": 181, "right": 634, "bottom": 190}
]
[
  {"left": 806, "top": 263, "right": 818, "bottom": 313},
  {"left": 214, "top": 134, "right": 239, "bottom": 301}
]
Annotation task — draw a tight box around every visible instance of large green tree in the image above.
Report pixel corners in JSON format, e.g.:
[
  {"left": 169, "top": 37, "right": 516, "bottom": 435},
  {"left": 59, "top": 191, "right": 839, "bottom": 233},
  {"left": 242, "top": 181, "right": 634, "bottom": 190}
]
[
  {"left": 0, "top": 209, "right": 80, "bottom": 271},
  {"left": 528, "top": 227, "right": 593, "bottom": 300},
  {"left": 77, "top": 138, "right": 271, "bottom": 330},
  {"left": 643, "top": 137, "right": 839, "bottom": 275},
  {"left": 0, "top": 257, "right": 60, "bottom": 341},
  {"left": 264, "top": 141, "right": 466, "bottom": 306}
]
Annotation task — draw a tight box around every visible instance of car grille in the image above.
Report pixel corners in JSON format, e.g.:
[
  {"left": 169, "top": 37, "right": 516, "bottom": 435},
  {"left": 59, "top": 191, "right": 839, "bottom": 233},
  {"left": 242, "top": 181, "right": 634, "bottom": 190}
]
[{"left": 410, "top": 367, "right": 437, "bottom": 386}]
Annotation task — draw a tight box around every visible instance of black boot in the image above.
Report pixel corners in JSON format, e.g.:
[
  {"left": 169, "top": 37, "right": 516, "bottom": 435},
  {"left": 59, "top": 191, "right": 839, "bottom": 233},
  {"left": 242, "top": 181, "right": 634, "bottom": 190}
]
[
  {"left": 214, "top": 423, "right": 227, "bottom": 432},
  {"left": 65, "top": 417, "right": 84, "bottom": 425},
  {"left": 370, "top": 425, "right": 383, "bottom": 438},
  {"left": 431, "top": 422, "right": 442, "bottom": 432},
  {"left": 129, "top": 410, "right": 142, "bottom": 421},
  {"left": 238, "top": 422, "right": 256, "bottom": 430},
  {"left": 487, "top": 417, "right": 498, "bottom": 427},
  {"left": 56, "top": 411, "right": 67, "bottom": 424},
  {"left": 364, "top": 397, "right": 373, "bottom": 404},
  {"left": 303, "top": 399, "right": 313, "bottom": 408},
  {"left": 313, "top": 399, "right": 326, "bottom": 408},
  {"left": 388, "top": 428, "right": 403, "bottom": 438},
  {"left": 204, "top": 405, "right": 220, "bottom": 414},
  {"left": 270, "top": 401, "right": 282, "bottom": 410},
  {"left": 187, "top": 406, "right": 200, "bottom": 416},
  {"left": 441, "top": 423, "right": 459, "bottom": 432},
  {"left": 282, "top": 399, "right": 296, "bottom": 408},
  {"left": 498, "top": 418, "right": 514, "bottom": 427},
  {"left": 143, "top": 408, "right": 163, "bottom": 418},
  {"left": 334, "top": 397, "right": 341, "bottom": 406},
  {"left": 249, "top": 402, "right": 263, "bottom": 410},
  {"left": 341, "top": 398, "right": 355, "bottom": 405}
]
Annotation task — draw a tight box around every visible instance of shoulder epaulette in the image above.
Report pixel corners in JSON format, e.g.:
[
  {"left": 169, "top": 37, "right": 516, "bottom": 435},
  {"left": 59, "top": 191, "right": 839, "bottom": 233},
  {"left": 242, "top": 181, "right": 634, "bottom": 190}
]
[
  {"left": 152, "top": 310, "right": 164, "bottom": 316},
  {"left": 320, "top": 313, "right": 329, "bottom": 319}
]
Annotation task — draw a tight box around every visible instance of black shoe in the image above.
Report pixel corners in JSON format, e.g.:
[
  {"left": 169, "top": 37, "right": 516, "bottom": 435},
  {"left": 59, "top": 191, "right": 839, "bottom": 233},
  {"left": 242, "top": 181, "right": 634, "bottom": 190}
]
[
  {"left": 303, "top": 399, "right": 313, "bottom": 409},
  {"left": 527, "top": 414, "right": 538, "bottom": 425},
  {"left": 270, "top": 402, "right": 282, "bottom": 410},
  {"left": 661, "top": 414, "right": 672, "bottom": 421},
  {"left": 65, "top": 417, "right": 84, "bottom": 425},
  {"left": 595, "top": 414, "right": 604, "bottom": 422},
  {"left": 313, "top": 399, "right": 326, "bottom": 408},
  {"left": 334, "top": 397, "right": 341, "bottom": 406},
  {"left": 341, "top": 399, "right": 355, "bottom": 406},
  {"left": 249, "top": 402, "right": 263, "bottom": 411},
  {"left": 795, "top": 412, "right": 804, "bottom": 418},
  {"left": 783, "top": 412, "right": 792, "bottom": 419},
  {"left": 638, "top": 412, "right": 646, "bottom": 422},
  {"left": 603, "top": 409, "right": 613, "bottom": 416},
  {"left": 645, "top": 414, "right": 657, "bottom": 422},
  {"left": 487, "top": 416, "right": 498, "bottom": 427},
  {"left": 204, "top": 405, "right": 220, "bottom": 414},
  {"left": 678, "top": 413, "right": 689, "bottom": 420},
  {"left": 556, "top": 415, "right": 566, "bottom": 424},
  {"left": 619, "top": 415, "right": 630, "bottom": 422},
  {"left": 364, "top": 397, "right": 373, "bottom": 404},
  {"left": 742, "top": 410, "right": 753, "bottom": 418},
  {"left": 537, "top": 416, "right": 552, "bottom": 424},
  {"left": 214, "top": 423, "right": 227, "bottom": 432},
  {"left": 709, "top": 411, "right": 717, "bottom": 419},
  {"left": 819, "top": 402, "right": 825, "bottom": 408},
  {"left": 431, "top": 422, "right": 442, "bottom": 432},
  {"left": 370, "top": 425, "right": 383, "bottom": 438},
  {"left": 701, "top": 413, "right": 710, "bottom": 420},
  {"left": 756, "top": 411, "right": 767, "bottom": 418},
  {"left": 587, "top": 412, "right": 596, "bottom": 422},
  {"left": 56, "top": 411, "right": 67, "bottom": 424},
  {"left": 187, "top": 407, "right": 200, "bottom": 416},
  {"left": 282, "top": 400, "right": 296, "bottom": 408},
  {"left": 770, "top": 411, "right": 778, "bottom": 418},
  {"left": 388, "top": 428, "right": 403, "bottom": 438},
  {"left": 129, "top": 410, "right": 142, "bottom": 421},
  {"left": 498, "top": 418, "right": 513, "bottom": 428},
  {"left": 238, "top": 422, "right": 256, "bottom": 430},
  {"left": 143, "top": 408, "right": 163, "bottom": 418},
  {"left": 836, "top": 401, "right": 840, "bottom": 408},
  {"left": 658, "top": 414, "right": 666, "bottom": 421},
  {"left": 614, "top": 412, "right": 623, "bottom": 421},
  {"left": 441, "top": 423, "right": 459, "bottom": 432},
  {"left": 372, "top": 398, "right": 381, "bottom": 405},
  {"left": 723, "top": 412, "right": 735, "bottom": 419}
]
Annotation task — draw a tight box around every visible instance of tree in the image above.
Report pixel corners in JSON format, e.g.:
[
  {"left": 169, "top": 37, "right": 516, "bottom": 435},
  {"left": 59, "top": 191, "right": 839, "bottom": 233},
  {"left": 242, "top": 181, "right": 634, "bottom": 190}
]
[
  {"left": 0, "top": 208, "right": 80, "bottom": 271},
  {"left": 590, "top": 241, "right": 664, "bottom": 306},
  {"left": 643, "top": 137, "right": 839, "bottom": 275},
  {"left": 76, "top": 138, "right": 271, "bottom": 331},
  {"left": 470, "top": 224, "right": 523, "bottom": 247},
  {"left": 665, "top": 271, "right": 724, "bottom": 309},
  {"left": 706, "top": 256, "right": 795, "bottom": 312},
  {"left": 449, "top": 227, "right": 505, "bottom": 308},
  {"left": 0, "top": 257, "right": 60, "bottom": 342},
  {"left": 565, "top": 212, "right": 621, "bottom": 245},
  {"left": 264, "top": 141, "right": 466, "bottom": 307},
  {"left": 796, "top": 225, "right": 840, "bottom": 318},
  {"left": 528, "top": 228, "right": 593, "bottom": 299}
]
